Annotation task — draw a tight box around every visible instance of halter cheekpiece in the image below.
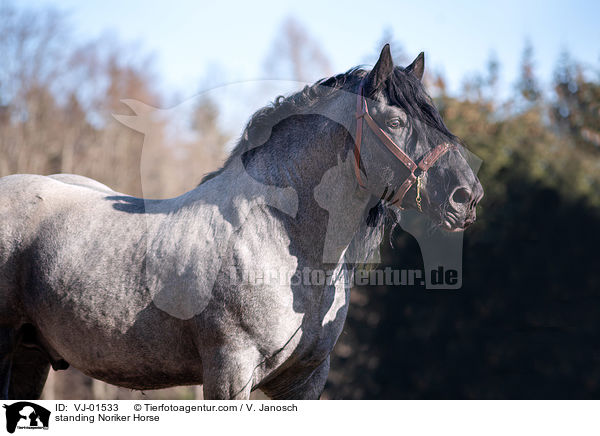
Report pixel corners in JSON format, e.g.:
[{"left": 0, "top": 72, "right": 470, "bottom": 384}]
[{"left": 353, "top": 79, "right": 456, "bottom": 211}]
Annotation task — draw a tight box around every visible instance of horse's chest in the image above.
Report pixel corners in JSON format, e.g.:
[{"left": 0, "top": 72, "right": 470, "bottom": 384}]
[{"left": 297, "top": 277, "right": 351, "bottom": 365}]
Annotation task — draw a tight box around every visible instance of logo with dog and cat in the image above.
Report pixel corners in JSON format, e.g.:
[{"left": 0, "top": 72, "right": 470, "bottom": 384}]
[{"left": 2, "top": 402, "right": 50, "bottom": 433}]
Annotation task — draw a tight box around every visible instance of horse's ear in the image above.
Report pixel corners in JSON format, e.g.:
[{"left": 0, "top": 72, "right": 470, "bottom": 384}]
[
  {"left": 365, "top": 44, "right": 394, "bottom": 96},
  {"left": 405, "top": 52, "right": 425, "bottom": 81}
]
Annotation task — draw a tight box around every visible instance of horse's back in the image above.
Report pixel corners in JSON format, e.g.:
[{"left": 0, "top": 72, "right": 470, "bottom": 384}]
[
  {"left": 47, "top": 174, "right": 115, "bottom": 193},
  {"left": 0, "top": 173, "right": 116, "bottom": 250}
]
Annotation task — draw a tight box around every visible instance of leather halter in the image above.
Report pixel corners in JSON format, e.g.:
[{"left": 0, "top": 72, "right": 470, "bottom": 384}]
[{"left": 353, "top": 79, "right": 456, "bottom": 210}]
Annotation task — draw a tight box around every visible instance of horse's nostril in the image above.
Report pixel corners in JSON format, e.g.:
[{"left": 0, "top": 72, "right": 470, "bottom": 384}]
[{"left": 451, "top": 187, "right": 471, "bottom": 204}]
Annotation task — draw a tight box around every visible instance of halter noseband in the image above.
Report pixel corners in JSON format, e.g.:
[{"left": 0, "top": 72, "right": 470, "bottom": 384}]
[{"left": 353, "top": 79, "right": 456, "bottom": 211}]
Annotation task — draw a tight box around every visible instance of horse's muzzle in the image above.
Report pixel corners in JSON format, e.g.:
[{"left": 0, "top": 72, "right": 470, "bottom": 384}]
[{"left": 443, "top": 181, "right": 483, "bottom": 231}]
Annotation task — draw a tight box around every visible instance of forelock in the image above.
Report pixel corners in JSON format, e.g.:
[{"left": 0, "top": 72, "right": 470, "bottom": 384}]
[{"left": 384, "top": 66, "right": 457, "bottom": 144}]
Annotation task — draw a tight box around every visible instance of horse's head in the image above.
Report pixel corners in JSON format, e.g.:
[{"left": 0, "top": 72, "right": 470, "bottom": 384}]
[{"left": 356, "top": 45, "right": 483, "bottom": 232}]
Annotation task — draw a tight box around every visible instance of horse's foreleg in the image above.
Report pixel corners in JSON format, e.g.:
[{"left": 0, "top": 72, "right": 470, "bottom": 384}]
[
  {"left": 0, "top": 328, "right": 16, "bottom": 400},
  {"left": 201, "top": 347, "right": 259, "bottom": 400}
]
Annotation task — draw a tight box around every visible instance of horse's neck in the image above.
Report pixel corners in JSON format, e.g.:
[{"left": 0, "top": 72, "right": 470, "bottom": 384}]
[{"left": 215, "top": 116, "right": 373, "bottom": 266}]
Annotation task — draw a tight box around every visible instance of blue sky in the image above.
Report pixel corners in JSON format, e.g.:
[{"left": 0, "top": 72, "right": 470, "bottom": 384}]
[{"left": 24, "top": 0, "right": 600, "bottom": 100}]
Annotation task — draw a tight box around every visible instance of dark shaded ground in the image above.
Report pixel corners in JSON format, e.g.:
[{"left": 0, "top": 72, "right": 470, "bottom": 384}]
[{"left": 325, "top": 177, "right": 600, "bottom": 399}]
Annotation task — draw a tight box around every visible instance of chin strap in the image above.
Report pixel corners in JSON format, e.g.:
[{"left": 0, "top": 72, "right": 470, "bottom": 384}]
[{"left": 354, "top": 79, "right": 456, "bottom": 211}]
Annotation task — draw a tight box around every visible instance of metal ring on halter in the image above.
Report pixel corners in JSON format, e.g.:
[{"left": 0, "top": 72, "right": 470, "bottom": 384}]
[{"left": 415, "top": 175, "right": 423, "bottom": 212}]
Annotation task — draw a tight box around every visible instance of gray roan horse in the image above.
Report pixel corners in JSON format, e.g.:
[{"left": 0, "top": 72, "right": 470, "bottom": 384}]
[{"left": 0, "top": 45, "right": 483, "bottom": 400}]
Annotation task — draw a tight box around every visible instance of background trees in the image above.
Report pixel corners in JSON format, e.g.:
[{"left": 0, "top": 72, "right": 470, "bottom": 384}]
[
  {"left": 325, "top": 40, "right": 600, "bottom": 399},
  {"left": 2, "top": 2, "right": 599, "bottom": 399}
]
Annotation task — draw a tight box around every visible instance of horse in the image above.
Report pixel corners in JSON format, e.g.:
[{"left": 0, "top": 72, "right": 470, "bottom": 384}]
[{"left": 0, "top": 45, "right": 483, "bottom": 400}]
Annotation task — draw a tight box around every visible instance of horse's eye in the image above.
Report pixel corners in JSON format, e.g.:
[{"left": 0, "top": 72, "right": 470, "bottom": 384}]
[{"left": 386, "top": 118, "right": 405, "bottom": 129}]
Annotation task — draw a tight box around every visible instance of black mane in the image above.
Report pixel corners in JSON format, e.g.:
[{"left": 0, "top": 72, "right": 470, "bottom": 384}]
[
  {"left": 199, "top": 68, "right": 365, "bottom": 184},
  {"left": 200, "top": 62, "right": 456, "bottom": 185},
  {"left": 385, "top": 66, "right": 457, "bottom": 146}
]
